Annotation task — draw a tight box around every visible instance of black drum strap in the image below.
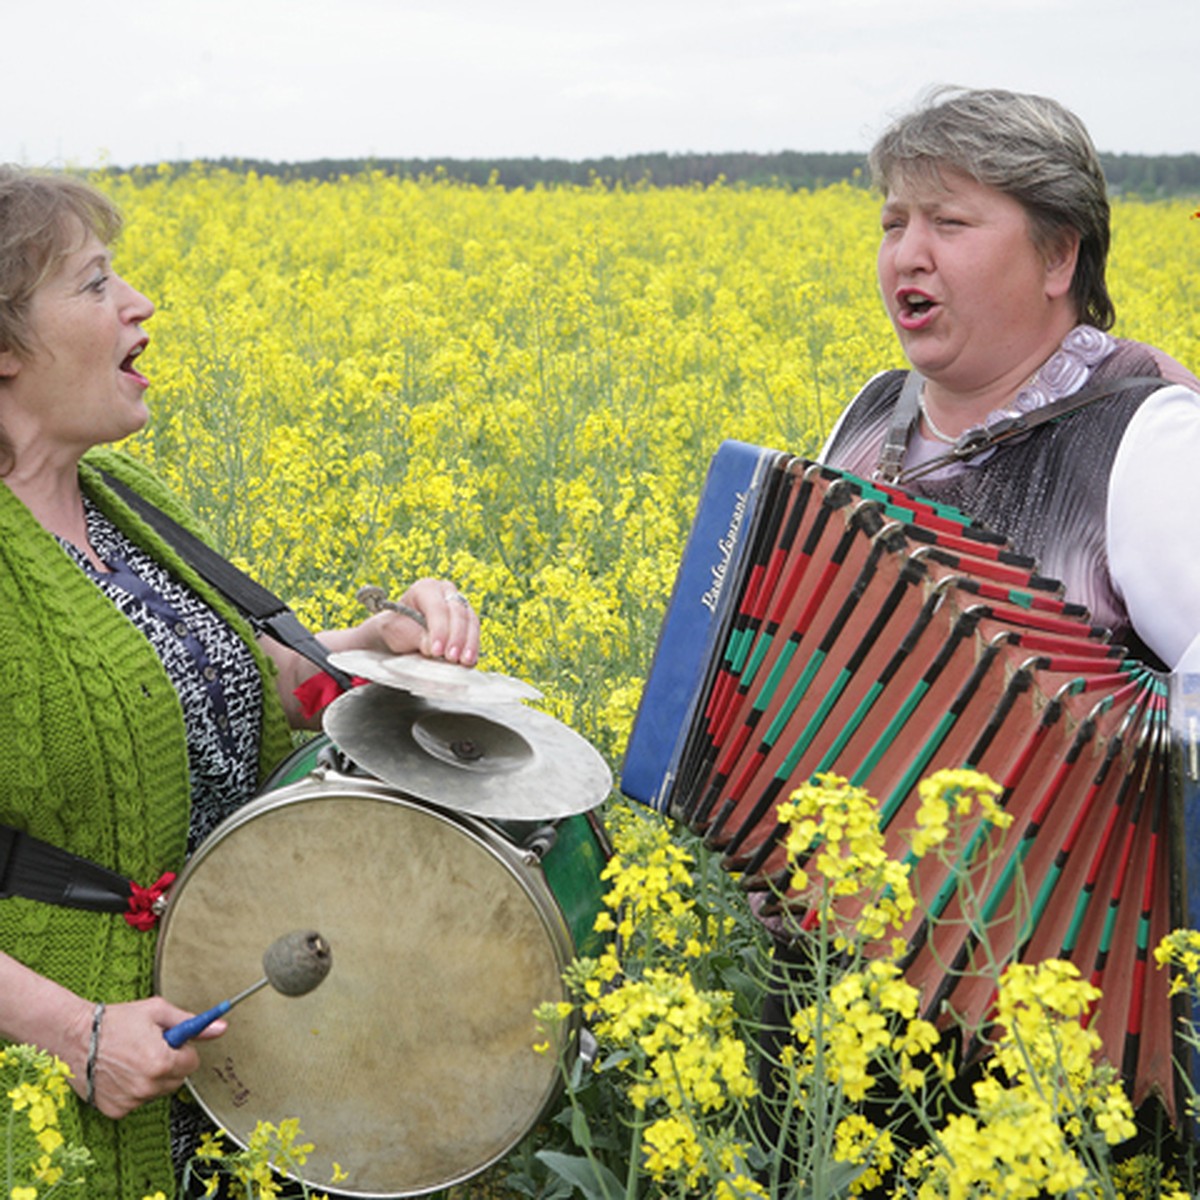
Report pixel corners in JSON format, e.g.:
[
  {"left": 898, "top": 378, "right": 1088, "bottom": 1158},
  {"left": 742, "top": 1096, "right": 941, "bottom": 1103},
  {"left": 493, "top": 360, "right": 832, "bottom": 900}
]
[
  {"left": 0, "top": 823, "right": 174, "bottom": 926},
  {"left": 98, "top": 470, "right": 354, "bottom": 690},
  {"left": 0, "top": 824, "right": 133, "bottom": 911}
]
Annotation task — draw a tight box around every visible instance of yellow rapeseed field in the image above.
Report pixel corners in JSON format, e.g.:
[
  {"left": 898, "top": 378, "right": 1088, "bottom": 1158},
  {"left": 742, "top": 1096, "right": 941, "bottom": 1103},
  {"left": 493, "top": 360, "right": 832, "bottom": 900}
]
[{"left": 99, "top": 168, "right": 1200, "bottom": 763}]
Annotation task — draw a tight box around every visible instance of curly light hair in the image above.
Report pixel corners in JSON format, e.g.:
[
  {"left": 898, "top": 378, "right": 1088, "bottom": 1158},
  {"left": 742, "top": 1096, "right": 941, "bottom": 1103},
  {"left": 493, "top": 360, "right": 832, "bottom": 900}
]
[{"left": 0, "top": 166, "right": 123, "bottom": 472}]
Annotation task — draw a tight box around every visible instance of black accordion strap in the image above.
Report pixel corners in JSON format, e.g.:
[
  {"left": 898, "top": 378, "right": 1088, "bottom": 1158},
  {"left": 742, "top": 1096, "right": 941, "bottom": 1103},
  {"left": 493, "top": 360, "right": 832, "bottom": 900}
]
[
  {"left": 98, "top": 470, "right": 353, "bottom": 690},
  {"left": 883, "top": 374, "right": 1165, "bottom": 486}
]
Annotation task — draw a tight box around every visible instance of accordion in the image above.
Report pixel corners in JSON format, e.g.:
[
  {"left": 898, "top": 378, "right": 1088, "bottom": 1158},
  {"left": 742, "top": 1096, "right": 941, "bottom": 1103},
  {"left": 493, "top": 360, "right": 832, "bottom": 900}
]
[{"left": 621, "top": 440, "right": 1200, "bottom": 1121}]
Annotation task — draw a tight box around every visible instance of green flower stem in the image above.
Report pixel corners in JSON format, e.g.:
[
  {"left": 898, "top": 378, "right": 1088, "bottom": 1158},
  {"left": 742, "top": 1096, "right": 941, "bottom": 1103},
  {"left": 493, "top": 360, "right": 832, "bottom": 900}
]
[
  {"left": 5, "top": 1099, "right": 15, "bottom": 1199},
  {"left": 623, "top": 1104, "right": 644, "bottom": 1200}
]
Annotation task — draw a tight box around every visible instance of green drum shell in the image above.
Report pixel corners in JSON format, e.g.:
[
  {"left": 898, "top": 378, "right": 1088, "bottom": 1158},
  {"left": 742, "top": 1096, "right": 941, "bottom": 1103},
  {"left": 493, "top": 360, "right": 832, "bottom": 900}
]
[{"left": 155, "top": 738, "right": 609, "bottom": 1197}]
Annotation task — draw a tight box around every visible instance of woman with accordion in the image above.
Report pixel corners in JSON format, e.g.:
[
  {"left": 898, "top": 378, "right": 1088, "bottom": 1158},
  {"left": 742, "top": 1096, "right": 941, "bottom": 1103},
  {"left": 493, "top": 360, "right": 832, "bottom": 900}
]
[
  {"left": 743, "top": 85, "right": 1200, "bottom": 1163},
  {"left": 824, "top": 86, "right": 1200, "bottom": 672}
]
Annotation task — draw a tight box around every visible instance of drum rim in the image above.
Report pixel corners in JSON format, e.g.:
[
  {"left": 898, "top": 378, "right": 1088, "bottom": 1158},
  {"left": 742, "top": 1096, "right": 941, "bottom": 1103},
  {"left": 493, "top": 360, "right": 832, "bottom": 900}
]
[
  {"left": 154, "top": 770, "right": 581, "bottom": 1196},
  {"left": 160, "top": 771, "right": 579, "bottom": 960}
]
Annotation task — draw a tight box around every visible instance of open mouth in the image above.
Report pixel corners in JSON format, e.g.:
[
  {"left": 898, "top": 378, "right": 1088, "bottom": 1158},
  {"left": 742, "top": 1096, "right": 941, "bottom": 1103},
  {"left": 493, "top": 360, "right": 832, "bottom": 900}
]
[
  {"left": 898, "top": 289, "right": 936, "bottom": 319},
  {"left": 895, "top": 289, "right": 939, "bottom": 329},
  {"left": 120, "top": 341, "right": 149, "bottom": 386}
]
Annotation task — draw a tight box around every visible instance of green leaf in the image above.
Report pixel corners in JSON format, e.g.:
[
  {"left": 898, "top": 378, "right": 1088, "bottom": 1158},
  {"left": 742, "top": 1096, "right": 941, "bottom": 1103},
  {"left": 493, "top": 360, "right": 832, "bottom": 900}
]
[
  {"left": 570, "top": 1104, "right": 594, "bottom": 1152},
  {"left": 791, "top": 1160, "right": 870, "bottom": 1199},
  {"left": 536, "top": 1150, "right": 625, "bottom": 1200}
]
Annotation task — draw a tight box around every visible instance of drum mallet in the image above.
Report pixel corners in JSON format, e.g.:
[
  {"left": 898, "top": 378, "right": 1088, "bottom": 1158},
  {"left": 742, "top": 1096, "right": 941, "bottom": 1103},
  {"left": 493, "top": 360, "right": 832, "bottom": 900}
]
[
  {"left": 356, "top": 584, "right": 428, "bottom": 628},
  {"left": 164, "top": 929, "right": 332, "bottom": 1049}
]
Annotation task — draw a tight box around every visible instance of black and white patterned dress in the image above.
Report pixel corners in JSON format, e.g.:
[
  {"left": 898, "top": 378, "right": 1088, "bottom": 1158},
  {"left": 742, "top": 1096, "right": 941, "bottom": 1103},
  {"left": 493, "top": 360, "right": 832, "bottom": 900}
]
[{"left": 61, "top": 497, "right": 266, "bottom": 847}]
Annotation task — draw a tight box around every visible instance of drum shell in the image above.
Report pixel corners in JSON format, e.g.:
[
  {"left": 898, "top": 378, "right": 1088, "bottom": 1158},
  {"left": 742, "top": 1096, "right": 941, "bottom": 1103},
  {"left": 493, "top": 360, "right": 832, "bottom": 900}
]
[{"left": 155, "top": 749, "right": 607, "bottom": 1196}]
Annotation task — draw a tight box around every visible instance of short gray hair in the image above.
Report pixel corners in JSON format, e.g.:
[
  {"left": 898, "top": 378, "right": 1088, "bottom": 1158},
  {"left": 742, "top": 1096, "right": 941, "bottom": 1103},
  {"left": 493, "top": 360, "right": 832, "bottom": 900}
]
[{"left": 868, "top": 87, "right": 1114, "bottom": 330}]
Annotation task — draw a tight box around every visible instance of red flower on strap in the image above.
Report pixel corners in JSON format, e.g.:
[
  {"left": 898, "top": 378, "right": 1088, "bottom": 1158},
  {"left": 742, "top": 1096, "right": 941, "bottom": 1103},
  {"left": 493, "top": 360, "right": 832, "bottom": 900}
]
[{"left": 125, "top": 872, "right": 176, "bottom": 931}]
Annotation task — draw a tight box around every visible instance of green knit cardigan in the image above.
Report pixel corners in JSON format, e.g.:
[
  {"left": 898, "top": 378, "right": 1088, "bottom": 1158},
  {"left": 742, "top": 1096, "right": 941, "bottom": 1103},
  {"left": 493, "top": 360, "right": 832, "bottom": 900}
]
[{"left": 0, "top": 448, "right": 294, "bottom": 1200}]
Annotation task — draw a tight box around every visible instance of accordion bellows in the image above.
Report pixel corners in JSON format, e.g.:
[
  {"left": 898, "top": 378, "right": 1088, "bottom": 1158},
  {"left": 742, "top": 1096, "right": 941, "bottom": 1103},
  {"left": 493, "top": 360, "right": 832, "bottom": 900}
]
[{"left": 621, "top": 440, "right": 1199, "bottom": 1122}]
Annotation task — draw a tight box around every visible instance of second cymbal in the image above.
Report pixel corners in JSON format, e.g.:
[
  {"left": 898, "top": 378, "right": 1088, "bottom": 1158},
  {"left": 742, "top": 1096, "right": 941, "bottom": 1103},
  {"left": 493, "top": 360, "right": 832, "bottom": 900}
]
[{"left": 322, "top": 683, "right": 612, "bottom": 820}]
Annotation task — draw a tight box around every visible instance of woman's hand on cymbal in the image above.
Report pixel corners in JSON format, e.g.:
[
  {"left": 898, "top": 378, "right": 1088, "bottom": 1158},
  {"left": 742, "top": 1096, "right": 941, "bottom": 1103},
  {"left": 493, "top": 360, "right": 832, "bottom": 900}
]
[
  {"left": 313, "top": 577, "right": 480, "bottom": 668},
  {"left": 265, "top": 577, "right": 482, "bottom": 727},
  {"left": 371, "top": 577, "right": 480, "bottom": 666}
]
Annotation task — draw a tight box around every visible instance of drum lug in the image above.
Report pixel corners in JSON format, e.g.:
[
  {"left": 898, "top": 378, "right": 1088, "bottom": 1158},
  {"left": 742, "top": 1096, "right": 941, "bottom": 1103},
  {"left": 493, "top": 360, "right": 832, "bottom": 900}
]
[
  {"left": 315, "top": 741, "right": 357, "bottom": 776},
  {"left": 519, "top": 824, "right": 558, "bottom": 862}
]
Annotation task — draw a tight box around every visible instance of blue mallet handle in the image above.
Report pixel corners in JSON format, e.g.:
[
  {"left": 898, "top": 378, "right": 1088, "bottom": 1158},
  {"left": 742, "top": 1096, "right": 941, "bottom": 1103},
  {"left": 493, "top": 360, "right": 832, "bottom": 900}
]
[
  {"left": 163, "top": 976, "right": 267, "bottom": 1048},
  {"left": 163, "top": 1001, "right": 232, "bottom": 1049}
]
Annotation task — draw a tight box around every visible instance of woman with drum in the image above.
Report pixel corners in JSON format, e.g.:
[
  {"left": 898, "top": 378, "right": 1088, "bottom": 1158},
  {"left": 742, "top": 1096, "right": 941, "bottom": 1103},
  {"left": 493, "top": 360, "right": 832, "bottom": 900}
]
[
  {"left": 757, "top": 85, "right": 1200, "bottom": 1174},
  {"left": 0, "top": 166, "right": 480, "bottom": 1199}
]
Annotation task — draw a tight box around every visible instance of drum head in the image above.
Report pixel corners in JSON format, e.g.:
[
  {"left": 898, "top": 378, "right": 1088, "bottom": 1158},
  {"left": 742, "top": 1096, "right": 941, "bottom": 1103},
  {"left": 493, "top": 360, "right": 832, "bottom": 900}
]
[{"left": 155, "top": 774, "right": 575, "bottom": 1196}]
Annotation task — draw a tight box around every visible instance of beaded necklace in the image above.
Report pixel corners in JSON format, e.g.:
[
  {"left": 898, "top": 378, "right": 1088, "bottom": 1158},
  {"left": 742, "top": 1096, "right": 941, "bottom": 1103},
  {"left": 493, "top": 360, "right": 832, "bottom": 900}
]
[{"left": 944, "top": 325, "right": 1115, "bottom": 445}]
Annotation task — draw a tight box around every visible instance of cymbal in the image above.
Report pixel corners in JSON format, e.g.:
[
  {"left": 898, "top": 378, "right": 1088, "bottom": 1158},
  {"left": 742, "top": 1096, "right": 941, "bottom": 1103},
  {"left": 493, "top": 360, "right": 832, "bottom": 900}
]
[
  {"left": 327, "top": 649, "right": 542, "bottom": 704},
  {"left": 322, "top": 683, "right": 612, "bottom": 819}
]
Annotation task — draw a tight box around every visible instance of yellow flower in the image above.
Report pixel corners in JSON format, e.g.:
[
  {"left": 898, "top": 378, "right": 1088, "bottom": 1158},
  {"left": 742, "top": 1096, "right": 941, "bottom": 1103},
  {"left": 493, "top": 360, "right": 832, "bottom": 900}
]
[
  {"left": 777, "top": 773, "right": 916, "bottom": 943},
  {"left": 911, "top": 767, "right": 1008, "bottom": 856},
  {"left": 34, "top": 1127, "right": 63, "bottom": 1156},
  {"left": 642, "top": 1114, "right": 704, "bottom": 1185},
  {"left": 714, "top": 1173, "right": 770, "bottom": 1199},
  {"left": 196, "top": 1130, "right": 227, "bottom": 1159},
  {"left": 1155, "top": 928, "right": 1200, "bottom": 996},
  {"left": 833, "top": 1114, "right": 895, "bottom": 1194}
]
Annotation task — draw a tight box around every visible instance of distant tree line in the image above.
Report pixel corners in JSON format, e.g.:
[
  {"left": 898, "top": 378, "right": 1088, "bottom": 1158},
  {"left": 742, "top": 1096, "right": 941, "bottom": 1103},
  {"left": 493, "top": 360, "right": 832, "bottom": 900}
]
[
  {"left": 1101, "top": 153, "right": 1200, "bottom": 197},
  {"left": 139, "top": 150, "right": 1200, "bottom": 196}
]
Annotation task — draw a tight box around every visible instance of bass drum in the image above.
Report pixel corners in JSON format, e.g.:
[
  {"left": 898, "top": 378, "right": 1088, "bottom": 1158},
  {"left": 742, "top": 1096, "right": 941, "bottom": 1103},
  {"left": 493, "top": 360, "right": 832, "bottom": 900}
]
[{"left": 155, "top": 735, "right": 609, "bottom": 1197}]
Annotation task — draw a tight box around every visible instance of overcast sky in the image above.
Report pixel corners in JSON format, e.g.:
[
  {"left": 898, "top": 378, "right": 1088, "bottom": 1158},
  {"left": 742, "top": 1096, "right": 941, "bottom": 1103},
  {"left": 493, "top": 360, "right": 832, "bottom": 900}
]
[{"left": 7, "top": 0, "right": 1196, "bottom": 169}]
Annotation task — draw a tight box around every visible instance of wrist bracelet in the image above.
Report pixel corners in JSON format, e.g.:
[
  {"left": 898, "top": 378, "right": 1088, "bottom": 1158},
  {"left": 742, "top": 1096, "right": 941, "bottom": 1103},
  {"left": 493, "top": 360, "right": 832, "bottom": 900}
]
[{"left": 85, "top": 1001, "right": 105, "bottom": 1107}]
